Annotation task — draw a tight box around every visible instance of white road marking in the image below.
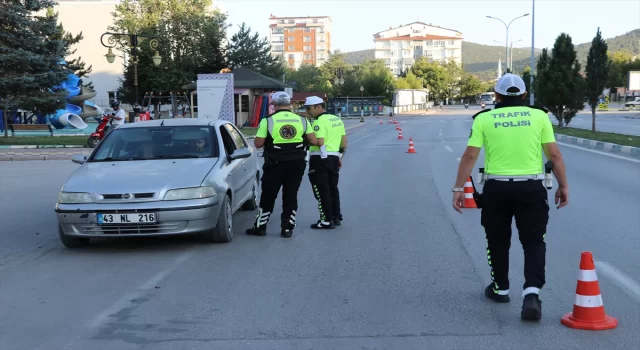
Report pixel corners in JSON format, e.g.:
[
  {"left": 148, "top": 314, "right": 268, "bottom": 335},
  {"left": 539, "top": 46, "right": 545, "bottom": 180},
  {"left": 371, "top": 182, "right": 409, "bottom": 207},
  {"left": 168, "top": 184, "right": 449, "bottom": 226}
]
[
  {"left": 445, "top": 145, "right": 453, "bottom": 153},
  {"left": 557, "top": 143, "right": 640, "bottom": 164},
  {"left": 88, "top": 250, "right": 197, "bottom": 329},
  {"left": 594, "top": 261, "right": 640, "bottom": 303},
  {"left": 350, "top": 128, "right": 387, "bottom": 145}
]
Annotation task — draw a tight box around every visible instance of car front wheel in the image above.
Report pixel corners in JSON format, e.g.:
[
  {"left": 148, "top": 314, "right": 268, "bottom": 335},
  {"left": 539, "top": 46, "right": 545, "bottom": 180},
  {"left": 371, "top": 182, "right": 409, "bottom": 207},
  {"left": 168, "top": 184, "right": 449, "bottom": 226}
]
[
  {"left": 58, "top": 225, "right": 90, "bottom": 248},
  {"left": 204, "top": 194, "right": 233, "bottom": 243}
]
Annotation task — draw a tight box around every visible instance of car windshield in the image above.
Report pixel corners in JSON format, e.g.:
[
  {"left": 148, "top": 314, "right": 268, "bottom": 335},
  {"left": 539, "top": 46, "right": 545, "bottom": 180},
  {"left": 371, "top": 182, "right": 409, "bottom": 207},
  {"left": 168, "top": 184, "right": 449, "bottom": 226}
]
[{"left": 89, "top": 125, "right": 219, "bottom": 162}]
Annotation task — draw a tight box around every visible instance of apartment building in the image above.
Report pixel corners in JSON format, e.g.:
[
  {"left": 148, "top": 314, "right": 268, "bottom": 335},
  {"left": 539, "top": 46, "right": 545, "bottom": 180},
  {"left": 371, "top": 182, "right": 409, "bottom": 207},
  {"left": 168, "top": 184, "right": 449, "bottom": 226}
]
[
  {"left": 268, "top": 15, "right": 332, "bottom": 69},
  {"left": 373, "top": 22, "right": 463, "bottom": 77}
]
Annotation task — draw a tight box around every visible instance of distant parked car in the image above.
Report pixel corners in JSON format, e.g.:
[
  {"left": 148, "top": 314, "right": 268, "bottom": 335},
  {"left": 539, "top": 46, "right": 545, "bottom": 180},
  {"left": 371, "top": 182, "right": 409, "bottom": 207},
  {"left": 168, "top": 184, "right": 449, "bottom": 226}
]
[
  {"left": 55, "top": 118, "right": 260, "bottom": 248},
  {"left": 624, "top": 97, "right": 640, "bottom": 107}
]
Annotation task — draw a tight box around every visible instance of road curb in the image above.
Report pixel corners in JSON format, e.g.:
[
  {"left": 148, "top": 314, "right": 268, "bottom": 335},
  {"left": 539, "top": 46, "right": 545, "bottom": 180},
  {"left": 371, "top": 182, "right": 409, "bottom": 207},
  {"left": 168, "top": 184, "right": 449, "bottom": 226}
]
[{"left": 554, "top": 133, "right": 640, "bottom": 158}]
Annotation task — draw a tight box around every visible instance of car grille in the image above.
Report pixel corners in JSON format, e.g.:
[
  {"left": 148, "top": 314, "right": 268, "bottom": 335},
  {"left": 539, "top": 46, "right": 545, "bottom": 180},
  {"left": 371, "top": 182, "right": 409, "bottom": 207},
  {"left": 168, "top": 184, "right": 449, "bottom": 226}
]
[
  {"left": 81, "top": 223, "right": 180, "bottom": 235},
  {"left": 100, "top": 193, "right": 156, "bottom": 200}
]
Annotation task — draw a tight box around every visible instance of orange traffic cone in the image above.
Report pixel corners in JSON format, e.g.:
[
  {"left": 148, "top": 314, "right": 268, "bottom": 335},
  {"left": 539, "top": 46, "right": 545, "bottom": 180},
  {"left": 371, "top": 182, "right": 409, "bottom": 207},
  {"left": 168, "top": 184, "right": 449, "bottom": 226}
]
[
  {"left": 397, "top": 130, "right": 404, "bottom": 140},
  {"left": 561, "top": 252, "right": 618, "bottom": 331},
  {"left": 379, "top": 119, "right": 383, "bottom": 124},
  {"left": 407, "top": 138, "right": 416, "bottom": 153},
  {"left": 463, "top": 177, "right": 477, "bottom": 208},
  {"left": 396, "top": 125, "right": 401, "bottom": 131}
]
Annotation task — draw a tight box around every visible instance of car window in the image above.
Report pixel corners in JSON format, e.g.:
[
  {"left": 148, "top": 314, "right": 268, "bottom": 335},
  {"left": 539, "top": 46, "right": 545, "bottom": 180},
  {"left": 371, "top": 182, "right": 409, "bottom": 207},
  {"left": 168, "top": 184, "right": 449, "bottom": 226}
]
[
  {"left": 89, "top": 126, "right": 219, "bottom": 161},
  {"left": 219, "top": 126, "right": 237, "bottom": 156},
  {"left": 224, "top": 124, "right": 248, "bottom": 149}
]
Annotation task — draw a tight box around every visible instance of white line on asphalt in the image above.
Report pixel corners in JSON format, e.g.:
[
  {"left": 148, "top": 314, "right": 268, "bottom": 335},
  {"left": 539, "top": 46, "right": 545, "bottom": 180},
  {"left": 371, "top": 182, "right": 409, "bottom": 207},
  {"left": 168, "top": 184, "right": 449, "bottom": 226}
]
[
  {"left": 445, "top": 145, "right": 453, "bottom": 152},
  {"left": 350, "top": 128, "right": 387, "bottom": 145},
  {"left": 88, "top": 250, "right": 198, "bottom": 329},
  {"left": 595, "top": 261, "right": 640, "bottom": 304},
  {"left": 557, "top": 143, "right": 640, "bottom": 164}
]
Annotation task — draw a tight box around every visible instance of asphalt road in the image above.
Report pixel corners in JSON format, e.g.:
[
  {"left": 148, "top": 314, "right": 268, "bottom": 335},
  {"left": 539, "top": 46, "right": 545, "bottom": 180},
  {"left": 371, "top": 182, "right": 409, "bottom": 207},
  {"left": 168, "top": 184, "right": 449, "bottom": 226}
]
[
  {"left": 1, "top": 110, "right": 639, "bottom": 349},
  {"left": 562, "top": 110, "right": 640, "bottom": 136}
]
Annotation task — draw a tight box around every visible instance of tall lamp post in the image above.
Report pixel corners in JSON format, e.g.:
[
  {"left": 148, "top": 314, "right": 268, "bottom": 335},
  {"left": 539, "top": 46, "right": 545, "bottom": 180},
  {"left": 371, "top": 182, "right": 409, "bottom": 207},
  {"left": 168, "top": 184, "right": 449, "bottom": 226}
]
[
  {"left": 333, "top": 68, "right": 344, "bottom": 117},
  {"left": 530, "top": 0, "right": 536, "bottom": 106},
  {"left": 101, "top": 32, "right": 165, "bottom": 106},
  {"left": 359, "top": 85, "right": 365, "bottom": 122},
  {"left": 486, "top": 13, "right": 529, "bottom": 73}
]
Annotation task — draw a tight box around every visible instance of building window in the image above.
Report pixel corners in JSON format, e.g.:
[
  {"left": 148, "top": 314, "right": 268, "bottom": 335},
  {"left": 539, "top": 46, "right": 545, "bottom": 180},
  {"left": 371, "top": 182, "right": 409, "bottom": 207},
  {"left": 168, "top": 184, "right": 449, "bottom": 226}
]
[
  {"left": 288, "top": 54, "right": 295, "bottom": 60},
  {"left": 304, "top": 28, "right": 311, "bottom": 32},
  {"left": 272, "top": 44, "right": 284, "bottom": 51},
  {"left": 303, "top": 36, "right": 311, "bottom": 42},
  {"left": 425, "top": 40, "right": 433, "bottom": 46},
  {"left": 287, "top": 20, "right": 294, "bottom": 24},
  {"left": 304, "top": 54, "right": 312, "bottom": 60},
  {"left": 287, "top": 45, "right": 294, "bottom": 50},
  {"left": 287, "top": 28, "right": 295, "bottom": 32},
  {"left": 313, "top": 18, "right": 318, "bottom": 23},
  {"left": 272, "top": 28, "right": 284, "bottom": 34},
  {"left": 277, "top": 20, "right": 284, "bottom": 24},
  {"left": 272, "top": 35, "right": 284, "bottom": 42},
  {"left": 304, "top": 45, "right": 311, "bottom": 51},
  {"left": 448, "top": 50, "right": 455, "bottom": 57},
  {"left": 447, "top": 40, "right": 454, "bottom": 46},
  {"left": 287, "top": 36, "right": 294, "bottom": 42}
]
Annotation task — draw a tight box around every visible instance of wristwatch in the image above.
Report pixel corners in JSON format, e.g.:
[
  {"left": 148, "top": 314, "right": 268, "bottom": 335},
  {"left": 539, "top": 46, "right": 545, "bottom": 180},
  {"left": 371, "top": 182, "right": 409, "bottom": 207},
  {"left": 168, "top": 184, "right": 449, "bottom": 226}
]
[{"left": 452, "top": 187, "right": 464, "bottom": 192}]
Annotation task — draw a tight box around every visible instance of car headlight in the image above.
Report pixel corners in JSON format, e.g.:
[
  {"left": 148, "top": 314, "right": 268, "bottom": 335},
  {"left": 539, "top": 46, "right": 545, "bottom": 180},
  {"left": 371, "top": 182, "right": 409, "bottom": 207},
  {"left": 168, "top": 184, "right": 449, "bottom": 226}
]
[
  {"left": 57, "top": 192, "right": 93, "bottom": 204},
  {"left": 163, "top": 187, "right": 216, "bottom": 201}
]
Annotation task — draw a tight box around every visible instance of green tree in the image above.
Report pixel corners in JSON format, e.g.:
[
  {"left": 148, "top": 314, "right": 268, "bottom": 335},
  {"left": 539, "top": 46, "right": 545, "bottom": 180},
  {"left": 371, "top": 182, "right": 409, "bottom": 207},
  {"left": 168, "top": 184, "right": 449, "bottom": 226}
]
[
  {"left": 411, "top": 58, "right": 449, "bottom": 101},
  {"left": 395, "top": 70, "right": 423, "bottom": 89},
  {"left": 0, "top": 0, "right": 68, "bottom": 136},
  {"left": 459, "top": 73, "right": 488, "bottom": 101},
  {"left": 585, "top": 28, "right": 610, "bottom": 133},
  {"left": 286, "top": 63, "right": 323, "bottom": 92},
  {"left": 318, "top": 52, "right": 352, "bottom": 97},
  {"left": 606, "top": 51, "right": 634, "bottom": 88},
  {"left": 359, "top": 60, "right": 395, "bottom": 97},
  {"left": 110, "top": 0, "right": 226, "bottom": 103},
  {"left": 535, "top": 34, "right": 586, "bottom": 127},
  {"left": 226, "top": 23, "right": 285, "bottom": 80}
]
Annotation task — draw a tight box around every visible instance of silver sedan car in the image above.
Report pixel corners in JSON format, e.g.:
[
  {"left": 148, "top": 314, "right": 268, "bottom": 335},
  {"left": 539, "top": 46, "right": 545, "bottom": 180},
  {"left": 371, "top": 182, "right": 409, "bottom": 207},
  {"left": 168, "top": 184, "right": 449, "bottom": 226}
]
[{"left": 55, "top": 118, "right": 260, "bottom": 248}]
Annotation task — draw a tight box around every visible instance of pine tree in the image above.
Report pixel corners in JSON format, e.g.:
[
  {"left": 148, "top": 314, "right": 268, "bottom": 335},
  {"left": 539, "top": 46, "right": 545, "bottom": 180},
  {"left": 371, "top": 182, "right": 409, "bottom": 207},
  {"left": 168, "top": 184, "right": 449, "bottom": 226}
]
[
  {"left": 585, "top": 27, "right": 610, "bottom": 133},
  {"left": 226, "top": 23, "right": 285, "bottom": 80},
  {"left": 535, "top": 33, "right": 586, "bottom": 127},
  {"left": 0, "top": 0, "right": 68, "bottom": 131}
]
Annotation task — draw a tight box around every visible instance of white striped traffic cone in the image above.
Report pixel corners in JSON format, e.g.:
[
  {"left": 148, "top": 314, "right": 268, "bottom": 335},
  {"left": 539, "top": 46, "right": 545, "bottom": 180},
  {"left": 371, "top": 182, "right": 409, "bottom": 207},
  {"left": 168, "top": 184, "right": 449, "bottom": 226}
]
[{"left": 561, "top": 252, "right": 618, "bottom": 331}]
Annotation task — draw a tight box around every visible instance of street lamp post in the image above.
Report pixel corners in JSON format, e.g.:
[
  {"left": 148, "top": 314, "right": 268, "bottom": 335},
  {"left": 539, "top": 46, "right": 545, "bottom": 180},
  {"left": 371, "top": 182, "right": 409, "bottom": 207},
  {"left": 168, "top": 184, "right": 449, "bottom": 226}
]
[
  {"left": 530, "top": 0, "right": 536, "bottom": 106},
  {"left": 359, "top": 85, "right": 364, "bottom": 122},
  {"left": 495, "top": 39, "right": 523, "bottom": 71},
  {"left": 101, "top": 32, "right": 165, "bottom": 105},
  {"left": 486, "top": 13, "right": 529, "bottom": 73},
  {"left": 333, "top": 68, "right": 345, "bottom": 118}
]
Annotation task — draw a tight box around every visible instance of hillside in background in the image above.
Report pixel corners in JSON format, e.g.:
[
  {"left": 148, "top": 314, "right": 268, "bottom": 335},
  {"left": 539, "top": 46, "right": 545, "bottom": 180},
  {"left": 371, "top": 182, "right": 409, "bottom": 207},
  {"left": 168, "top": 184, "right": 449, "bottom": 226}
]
[{"left": 341, "top": 29, "right": 640, "bottom": 80}]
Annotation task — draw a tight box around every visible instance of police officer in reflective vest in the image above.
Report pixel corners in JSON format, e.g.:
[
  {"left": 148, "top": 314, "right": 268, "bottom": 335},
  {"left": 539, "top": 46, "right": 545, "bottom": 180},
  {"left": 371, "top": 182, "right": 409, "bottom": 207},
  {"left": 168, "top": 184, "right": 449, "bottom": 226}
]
[
  {"left": 304, "top": 96, "right": 347, "bottom": 229},
  {"left": 246, "top": 92, "right": 317, "bottom": 238},
  {"left": 452, "top": 74, "right": 569, "bottom": 321}
]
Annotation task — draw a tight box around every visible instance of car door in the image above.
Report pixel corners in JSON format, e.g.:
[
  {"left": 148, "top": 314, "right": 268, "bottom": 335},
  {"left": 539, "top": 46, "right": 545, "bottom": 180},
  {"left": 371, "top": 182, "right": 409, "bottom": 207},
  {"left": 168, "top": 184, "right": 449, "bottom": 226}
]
[
  {"left": 219, "top": 126, "right": 244, "bottom": 209},
  {"left": 224, "top": 124, "right": 254, "bottom": 204}
]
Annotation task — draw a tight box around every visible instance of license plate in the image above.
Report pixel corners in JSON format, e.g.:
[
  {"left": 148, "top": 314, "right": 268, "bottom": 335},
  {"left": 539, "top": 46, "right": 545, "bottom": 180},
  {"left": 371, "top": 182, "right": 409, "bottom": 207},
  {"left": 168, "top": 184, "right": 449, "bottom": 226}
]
[{"left": 97, "top": 213, "right": 157, "bottom": 225}]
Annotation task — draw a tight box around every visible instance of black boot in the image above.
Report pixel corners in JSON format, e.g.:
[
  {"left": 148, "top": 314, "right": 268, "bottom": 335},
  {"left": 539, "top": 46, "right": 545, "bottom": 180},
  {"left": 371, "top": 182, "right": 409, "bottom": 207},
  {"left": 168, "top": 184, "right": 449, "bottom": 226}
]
[
  {"left": 310, "top": 220, "right": 335, "bottom": 230},
  {"left": 521, "top": 293, "right": 542, "bottom": 321},
  {"left": 484, "top": 283, "right": 510, "bottom": 303},
  {"left": 246, "top": 225, "right": 266, "bottom": 236}
]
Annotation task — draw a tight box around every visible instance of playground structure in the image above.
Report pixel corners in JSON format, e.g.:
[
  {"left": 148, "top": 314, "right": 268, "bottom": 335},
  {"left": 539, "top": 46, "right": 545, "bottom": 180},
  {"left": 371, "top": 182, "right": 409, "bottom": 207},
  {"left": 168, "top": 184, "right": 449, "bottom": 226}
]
[
  {"left": 48, "top": 67, "right": 101, "bottom": 129},
  {"left": 0, "top": 61, "right": 101, "bottom": 133}
]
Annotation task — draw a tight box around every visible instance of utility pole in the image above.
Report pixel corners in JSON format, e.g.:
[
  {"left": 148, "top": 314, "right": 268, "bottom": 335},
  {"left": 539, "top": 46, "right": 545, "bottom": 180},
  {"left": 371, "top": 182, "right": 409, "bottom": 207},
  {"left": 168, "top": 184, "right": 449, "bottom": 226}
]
[{"left": 530, "top": 0, "right": 536, "bottom": 106}]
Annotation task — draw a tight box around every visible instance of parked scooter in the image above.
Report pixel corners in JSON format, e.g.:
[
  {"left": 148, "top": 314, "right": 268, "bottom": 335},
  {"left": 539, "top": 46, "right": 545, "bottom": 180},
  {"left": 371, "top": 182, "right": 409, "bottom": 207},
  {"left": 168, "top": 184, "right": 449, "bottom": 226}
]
[{"left": 86, "top": 113, "right": 112, "bottom": 148}]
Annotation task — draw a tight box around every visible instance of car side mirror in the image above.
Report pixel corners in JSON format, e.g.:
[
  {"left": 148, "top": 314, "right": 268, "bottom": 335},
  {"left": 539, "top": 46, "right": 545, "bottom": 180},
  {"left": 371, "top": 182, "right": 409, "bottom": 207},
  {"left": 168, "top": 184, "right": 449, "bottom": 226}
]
[
  {"left": 228, "top": 148, "right": 251, "bottom": 161},
  {"left": 71, "top": 154, "right": 87, "bottom": 164}
]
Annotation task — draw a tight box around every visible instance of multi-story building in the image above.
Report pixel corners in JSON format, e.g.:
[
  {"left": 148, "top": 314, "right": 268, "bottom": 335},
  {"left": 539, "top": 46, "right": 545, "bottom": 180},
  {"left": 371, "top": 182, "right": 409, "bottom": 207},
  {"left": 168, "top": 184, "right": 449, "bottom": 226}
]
[
  {"left": 373, "top": 22, "right": 463, "bottom": 76},
  {"left": 268, "top": 15, "right": 332, "bottom": 70}
]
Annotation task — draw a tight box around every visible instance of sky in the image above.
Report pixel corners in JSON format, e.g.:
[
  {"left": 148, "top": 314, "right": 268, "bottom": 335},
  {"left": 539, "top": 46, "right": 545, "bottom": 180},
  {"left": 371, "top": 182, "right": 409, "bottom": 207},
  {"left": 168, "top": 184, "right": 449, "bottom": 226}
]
[{"left": 215, "top": 0, "right": 640, "bottom": 52}]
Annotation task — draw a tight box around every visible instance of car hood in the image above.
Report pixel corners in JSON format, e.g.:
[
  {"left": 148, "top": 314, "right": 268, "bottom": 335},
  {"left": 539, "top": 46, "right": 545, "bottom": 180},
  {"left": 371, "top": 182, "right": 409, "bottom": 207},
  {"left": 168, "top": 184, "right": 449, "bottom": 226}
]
[{"left": 63, "top": 158, "right": 218, "bottom": 194}]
